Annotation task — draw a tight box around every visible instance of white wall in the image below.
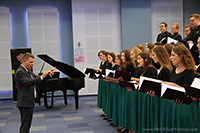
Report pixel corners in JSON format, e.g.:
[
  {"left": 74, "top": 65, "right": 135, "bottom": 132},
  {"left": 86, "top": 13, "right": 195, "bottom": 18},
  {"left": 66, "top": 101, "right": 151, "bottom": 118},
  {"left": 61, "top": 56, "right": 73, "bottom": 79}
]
[
  {"left": 151, "top": 0, "right": 183, "bottom": 43},
  {"left": 72, "top": 0, "right": 121, "bottom": 95},
  {"left": 27, "top": 8, "right": 60, "bottom": 73},
  {"left": 0, "top": 8, "right": 12, "bottom": 97}
]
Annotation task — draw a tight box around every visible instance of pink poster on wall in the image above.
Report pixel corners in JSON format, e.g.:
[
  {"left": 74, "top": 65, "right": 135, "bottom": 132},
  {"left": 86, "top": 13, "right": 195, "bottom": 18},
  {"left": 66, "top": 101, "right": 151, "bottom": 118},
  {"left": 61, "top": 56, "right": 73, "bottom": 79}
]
[{"left": 74, "top": 48, "right": 85, "bottom": 63}]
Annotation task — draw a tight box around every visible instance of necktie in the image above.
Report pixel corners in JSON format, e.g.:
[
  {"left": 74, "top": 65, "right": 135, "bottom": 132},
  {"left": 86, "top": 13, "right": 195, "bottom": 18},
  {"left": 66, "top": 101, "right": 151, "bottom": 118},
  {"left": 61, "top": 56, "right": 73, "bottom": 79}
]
[
  {"left": 193, "top": 27, "right": 197, "bottom": 30},
  {"left": 28, "top": 71, "right": 37, "bottom": 98}
]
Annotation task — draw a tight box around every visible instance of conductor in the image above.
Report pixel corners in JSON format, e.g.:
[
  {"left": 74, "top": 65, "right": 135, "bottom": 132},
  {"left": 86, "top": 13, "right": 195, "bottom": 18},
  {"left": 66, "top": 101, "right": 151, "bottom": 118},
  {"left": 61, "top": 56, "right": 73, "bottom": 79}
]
[{"left": 15, "top": 53, "right": 55, "bottom": 133}]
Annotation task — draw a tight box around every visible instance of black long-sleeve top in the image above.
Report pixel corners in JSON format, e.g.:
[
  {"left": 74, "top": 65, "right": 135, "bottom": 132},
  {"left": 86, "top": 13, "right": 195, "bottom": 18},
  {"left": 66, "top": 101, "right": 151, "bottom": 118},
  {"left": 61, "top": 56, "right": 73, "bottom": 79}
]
[
  {"left": 169, "top": 68, "right": 195, "bottom": 86},
  {"left": 157, "top": 66, "right": 170, "bottom": 81}
]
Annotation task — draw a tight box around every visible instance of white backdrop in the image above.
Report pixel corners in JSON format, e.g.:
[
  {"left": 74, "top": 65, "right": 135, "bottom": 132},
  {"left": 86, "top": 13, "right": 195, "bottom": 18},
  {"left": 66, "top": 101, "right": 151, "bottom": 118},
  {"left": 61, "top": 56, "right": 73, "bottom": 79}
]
[
  {"left": 27, "top": 8, "right": 60, "bottom": 73},
  {"left": 151, "top": 0, "right": 183, "bottom": 43},
  {"left": 0, "top": 8, "right": 12, "bottom": 96},
  {"left": 72, "top": 0, "right": 121, "bottom": 95}
]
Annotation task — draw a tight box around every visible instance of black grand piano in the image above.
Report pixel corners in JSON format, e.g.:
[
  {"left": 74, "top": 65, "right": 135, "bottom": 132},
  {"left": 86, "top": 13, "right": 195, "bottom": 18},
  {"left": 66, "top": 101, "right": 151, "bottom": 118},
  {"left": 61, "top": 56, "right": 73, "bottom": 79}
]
[{"left": 37, "top": 54, "right": 85, "bottom": 109}]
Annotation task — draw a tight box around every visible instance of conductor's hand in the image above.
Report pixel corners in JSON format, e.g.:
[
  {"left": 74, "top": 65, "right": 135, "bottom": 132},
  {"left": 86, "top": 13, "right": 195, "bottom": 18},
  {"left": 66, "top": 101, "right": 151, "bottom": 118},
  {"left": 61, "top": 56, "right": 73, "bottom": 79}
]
[
  {"left": 49, "top": 67, "right": 56, "bottom": 77},
  {"left": 41, "top": 71, "right": 49, "bottom": 79}
]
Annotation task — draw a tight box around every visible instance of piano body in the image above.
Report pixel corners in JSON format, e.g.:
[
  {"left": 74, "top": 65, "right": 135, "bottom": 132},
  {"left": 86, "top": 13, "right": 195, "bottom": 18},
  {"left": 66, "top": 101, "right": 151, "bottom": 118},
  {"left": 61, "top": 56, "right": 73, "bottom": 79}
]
[{"left": 37, "top": 54, "right": 85, "bottom": 109}]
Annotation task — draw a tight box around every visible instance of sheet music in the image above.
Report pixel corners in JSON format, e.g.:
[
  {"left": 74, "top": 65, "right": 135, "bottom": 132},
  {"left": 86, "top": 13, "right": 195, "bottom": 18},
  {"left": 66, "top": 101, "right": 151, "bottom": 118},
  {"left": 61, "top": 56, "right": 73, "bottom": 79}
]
[
  {"left": 134, "top": 84, "right": 139, "bottom": 89},
  {"left": 196, "top": 64, "right": 200, "bottom": 69},
  {"left": 160, "top": 37, "right": 166, "bottom": 43},
  {"left": 94, "top": 73, "right": 100, "bottom": 77},
  {"left": 105, "top": 69, "right": 115, "bottom": 77},
  {"left": 167, "top": 37, "right": 178, "bottom": 44},
  {"left": 189, "top": 43, "right": 194, "bottom": 49},
  {"left": 128, "top": 81, "right": 137, "bottom": 84},
  {"left": 84, "top": 68, "right": 87, "bottom": 74},
  {"left": 138, "top": 76, "right": 163, "bottom": 90},
  {"left": 191, "top": 78, "right": 200, "bottom": 89},
  {"left": 157, "top": 69, "right": 160, "bottom": 75},
  {"left": 161, "top": 83, "right": 185, "bottom": 97}
]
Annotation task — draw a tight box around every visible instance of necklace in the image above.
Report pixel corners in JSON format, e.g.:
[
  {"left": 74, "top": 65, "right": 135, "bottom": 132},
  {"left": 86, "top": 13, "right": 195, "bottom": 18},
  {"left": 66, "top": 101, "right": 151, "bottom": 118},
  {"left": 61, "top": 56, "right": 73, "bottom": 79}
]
[{"left": 175, "top": 66, "right": 185, "bottom": 74}]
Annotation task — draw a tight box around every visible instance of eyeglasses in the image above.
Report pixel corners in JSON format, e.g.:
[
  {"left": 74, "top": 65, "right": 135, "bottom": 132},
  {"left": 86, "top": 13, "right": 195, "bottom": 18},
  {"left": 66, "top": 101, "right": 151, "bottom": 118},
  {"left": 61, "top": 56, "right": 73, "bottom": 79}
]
[{"left": 190, "top": 19, "right": 196, "bottom": 23}]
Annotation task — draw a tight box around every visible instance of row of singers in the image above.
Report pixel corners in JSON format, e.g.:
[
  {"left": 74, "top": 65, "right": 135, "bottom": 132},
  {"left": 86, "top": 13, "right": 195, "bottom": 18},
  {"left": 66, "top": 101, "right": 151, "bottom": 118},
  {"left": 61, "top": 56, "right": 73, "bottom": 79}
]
[
  {"left": 95, "top": 37, "right": 200, "bottom": 133},
  {"left": 156, "top": 13, "right": 200, "bottom": 65}
]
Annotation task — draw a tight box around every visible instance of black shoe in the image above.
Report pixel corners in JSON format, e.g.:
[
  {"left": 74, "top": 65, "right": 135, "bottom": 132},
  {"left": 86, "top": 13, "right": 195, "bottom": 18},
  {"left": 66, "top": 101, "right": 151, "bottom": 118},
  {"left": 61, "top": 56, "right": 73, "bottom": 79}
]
[
  {"left": 108, "top": 119, "right": 112, "bottom": 122},
  {"left": 103, "top": 117, "right": 108, "bottom": 120},
  {"left": 117, "top": 128, "right": 122, "bottom": 131},
  {"left": 34, "top": 97, "right": 40, "bottom": 103},
  {"left": 121, "top": 129, "right": 129, "bottom": 133},
  {"left": 110, "top": 122, "right": 114, "bottom": 126},
  {"left": 100, "top": 113, "right": 105, "bottom": 117}
]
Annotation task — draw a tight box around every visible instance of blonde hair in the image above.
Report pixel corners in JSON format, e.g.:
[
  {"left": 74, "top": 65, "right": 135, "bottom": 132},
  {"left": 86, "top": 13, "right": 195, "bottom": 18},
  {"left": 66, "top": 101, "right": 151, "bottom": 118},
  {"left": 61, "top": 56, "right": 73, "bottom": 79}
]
[
  {"left": 190, "top": 13, "right": 200, "bottom": 20},
  {"left": 164, "top": 43, "right": 173, "bottom": 57},
  {"left": 172, "top": 45, "right": 196, "bottom": 71},
  {"left": 173, "top": 42, "right": 184, "bottom": 47},
  {"left": 184, "top": 25, "right": 193, "bottom": 30},
  {"left": 172, "top": 23, "right": 179, "bottom": 29},
  {"left": 146, "top": 43, "right": 154, "bottom": 51},
  {"left": 22, "top": 53, "right": 34, "bottom": 62},
  {"left": 130, "top": 47, "right": 142, "bottom": 68},
  {"left": 152, "top": 46, "right": 173, "bottom": 73},
  {"left": 136, "top": 44, "right": 144, "bottom": 52}
]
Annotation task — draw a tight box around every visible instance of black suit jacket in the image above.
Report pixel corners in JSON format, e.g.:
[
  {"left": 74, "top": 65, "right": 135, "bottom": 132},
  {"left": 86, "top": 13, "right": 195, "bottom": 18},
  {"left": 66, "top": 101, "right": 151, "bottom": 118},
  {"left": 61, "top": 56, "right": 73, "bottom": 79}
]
[
  {"left": 172, "top": 32, "right": 182, "bottom": 41},
  {"left": 15, "top": 65, "right": 42, "bottom": 108},
  {"left": 188, "top": 25, "right": 200, "bottom": 64},
  {"left": 156, "top": 31, "right": 172, "bottom": 44}
]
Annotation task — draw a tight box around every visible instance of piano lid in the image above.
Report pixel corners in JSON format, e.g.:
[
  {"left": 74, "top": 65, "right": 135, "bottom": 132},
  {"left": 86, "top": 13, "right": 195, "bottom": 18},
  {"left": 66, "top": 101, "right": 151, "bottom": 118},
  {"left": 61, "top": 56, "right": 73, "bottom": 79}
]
[{"left": 37, "top": 54, "right": 85, "bottom": 78}]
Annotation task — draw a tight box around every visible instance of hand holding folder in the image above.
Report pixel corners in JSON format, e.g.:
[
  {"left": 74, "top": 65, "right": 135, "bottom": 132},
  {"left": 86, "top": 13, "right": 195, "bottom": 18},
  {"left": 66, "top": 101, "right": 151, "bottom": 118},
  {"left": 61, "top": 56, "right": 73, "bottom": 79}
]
[
  {"left": 146, "top": 90, "right": 156, "bottom": 97},
  {"left": 161, "top": 83, "right": 193, "bottom": 105},
  {"left": 105, "top": 69, "right": 115, "bottom": 78},
  {"left": 85, "top": 68, "right": 105, "bottom": 79},
  {"left": 119, "top": 80, "right": 137, "bottom": 91},
  {"left": 138, "top": 76, "right": 162, "bottom": 96},
  {"left": 114, "top": 70, "right": 132, "bottom": 81},
  {"left": 184, "top": 78, "right": 200, "bottom": 99},
  {"left": 85, "top": 68, "right": 99, "bottom": 74}
]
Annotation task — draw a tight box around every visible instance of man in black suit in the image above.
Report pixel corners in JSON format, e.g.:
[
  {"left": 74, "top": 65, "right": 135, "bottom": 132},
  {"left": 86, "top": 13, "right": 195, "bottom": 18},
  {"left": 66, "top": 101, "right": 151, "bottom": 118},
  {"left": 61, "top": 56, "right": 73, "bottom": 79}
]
[
  {"left": 156, "top": 22, "right": 172, "bottom": 44},
  {"left": 187, "top": 13, "right": 200, "bottom": 64},
  {"left": 15, "top": 53, "right": 55, "bottom": 133},
  {"left": 171, "top": 23, "right": 182, "bottom": 41}
]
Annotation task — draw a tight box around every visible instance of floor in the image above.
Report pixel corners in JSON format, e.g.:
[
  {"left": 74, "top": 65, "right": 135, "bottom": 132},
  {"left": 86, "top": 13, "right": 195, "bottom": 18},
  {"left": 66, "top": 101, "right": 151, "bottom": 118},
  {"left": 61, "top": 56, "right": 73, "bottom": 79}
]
[{"left": 0, "top": 95, "right": 118, "bottom": 133}]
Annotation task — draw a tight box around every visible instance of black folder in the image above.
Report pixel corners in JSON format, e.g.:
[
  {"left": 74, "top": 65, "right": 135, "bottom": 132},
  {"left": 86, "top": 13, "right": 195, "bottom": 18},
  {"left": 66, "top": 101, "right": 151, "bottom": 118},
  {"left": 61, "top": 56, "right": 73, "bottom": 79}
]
[
  {"left": 88, "top": 72, "right": 105, "bottom": 79},
  {"left": 139, "top": 80, "right": 161, "bottom": 96},
  {"left": 119, "top": 80, "right": 137, "bottom": 90},
  {"left": 114, "top": 70, "right": 132, "bottom": 81},
  {"left": 184, "top": 84, "right": 200, "bottom": 99},
  {"left": 85, "top": 68, "right": 98, "bottom": 74},
  {"left": 89, "top": 72, "right": 97, "bottom": 79},
  {"left": 105, "top": 69, "right": 115, "bottom": 78},
  {"left": 85, "top": 68, "right": 104, "bottom": 79},
  {"left": 108, "top": 73, "right": 114, "bottom": 78},
  {"left": 162, "top": 88, "right": 193, "bottom": 105}
]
